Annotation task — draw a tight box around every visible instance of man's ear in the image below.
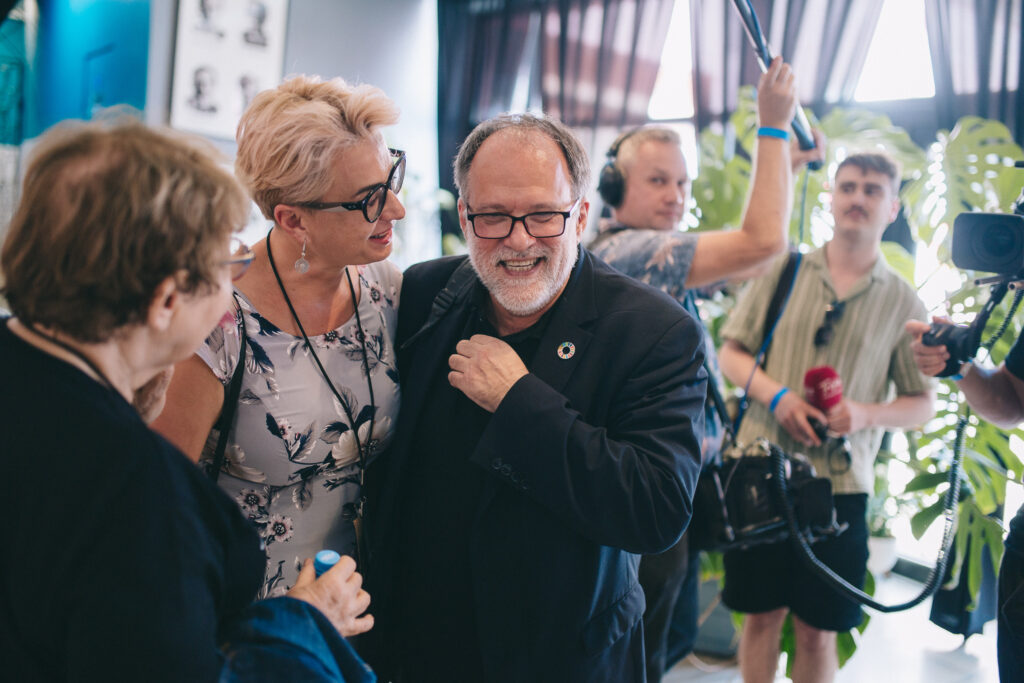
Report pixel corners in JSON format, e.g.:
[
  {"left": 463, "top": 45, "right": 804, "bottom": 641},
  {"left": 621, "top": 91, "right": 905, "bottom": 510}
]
[
  {"left": 457, "top": 197, "right": 469, "bottom": 239},
  {"left": 273, "top": 203, "right": 308, "bottom": 241},
  {"left": 575, "top": 199, "right": 590, "bottom": 239},
  {"left": 147, "top": 276, "right": 180, "bottom": 333},
  {"left": 887, "top": 196, "right": 901, "bottom": 224}
]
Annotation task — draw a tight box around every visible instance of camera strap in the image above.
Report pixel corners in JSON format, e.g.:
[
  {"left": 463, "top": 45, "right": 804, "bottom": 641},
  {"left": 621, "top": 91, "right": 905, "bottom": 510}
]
[
  {"left": 400, "top": 259, "right": 478, "bottom": 352},
  {"left": 758, "top": 250, "right": 801, "bottom": 369},
  {"left": 732, "top": 251, "right": 801, "bottom": 435}
]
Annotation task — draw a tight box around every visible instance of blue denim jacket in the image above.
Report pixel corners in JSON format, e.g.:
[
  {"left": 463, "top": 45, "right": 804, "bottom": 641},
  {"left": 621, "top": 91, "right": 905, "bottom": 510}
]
[{"left": 221, "top": 598, "right": 375, "bottom": 682}]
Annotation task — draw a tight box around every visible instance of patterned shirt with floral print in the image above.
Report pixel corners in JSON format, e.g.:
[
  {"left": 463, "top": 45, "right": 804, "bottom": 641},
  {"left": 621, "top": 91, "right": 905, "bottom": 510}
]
[{"left": 197, "top": 260, "right": 401, "bottom": 598}]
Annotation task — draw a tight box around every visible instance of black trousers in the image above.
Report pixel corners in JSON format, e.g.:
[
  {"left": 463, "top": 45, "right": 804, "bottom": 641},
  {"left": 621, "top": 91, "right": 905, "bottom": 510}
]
[{"left": 639, "top": 530, "right": 697, "bottom": 682}]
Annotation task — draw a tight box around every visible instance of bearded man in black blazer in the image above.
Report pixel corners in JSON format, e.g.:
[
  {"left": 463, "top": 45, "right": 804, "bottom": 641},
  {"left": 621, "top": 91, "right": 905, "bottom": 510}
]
[{"left": 365, "top": 113, "right": 707, "bottom": 683}]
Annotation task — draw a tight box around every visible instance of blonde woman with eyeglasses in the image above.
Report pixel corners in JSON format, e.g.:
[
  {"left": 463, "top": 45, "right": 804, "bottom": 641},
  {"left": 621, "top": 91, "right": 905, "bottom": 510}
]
[{"left": 153, "top": 75, "right": 404, "bottom": 600}]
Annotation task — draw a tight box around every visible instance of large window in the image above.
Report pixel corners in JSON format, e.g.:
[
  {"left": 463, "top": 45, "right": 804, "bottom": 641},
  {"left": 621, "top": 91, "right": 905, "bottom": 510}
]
[
  {"left": 583, "top": 0, "right": 697, "bottom": 222},
  {"left": 854, "top": 0, "right": 936, "bottom": 102}
]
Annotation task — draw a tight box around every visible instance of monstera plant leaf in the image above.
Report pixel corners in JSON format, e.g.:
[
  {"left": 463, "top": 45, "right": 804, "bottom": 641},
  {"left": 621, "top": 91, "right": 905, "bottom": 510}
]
[
  {"left": 691, "top": 126, "right": 751, "bottom": 231},
  {"left": 944, "top": 500, "right": 1006, "bottom": 609},
  {"left": 817, "top": 107, "right": 927, "bottom": 179},
  {"left": 880, "top": 241, "right": 916, "bottom": 284},
  {"left": 731, "top": 85, "right": 760, "bottom": 155},
  {"left": 902, "top": 117, "right": 1024, "bottom": 252}
]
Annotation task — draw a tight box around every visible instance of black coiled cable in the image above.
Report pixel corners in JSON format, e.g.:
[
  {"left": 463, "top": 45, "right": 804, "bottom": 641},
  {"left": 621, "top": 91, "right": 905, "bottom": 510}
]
[{"left": 768, "top": 441, "right": 962, "bottom": 612}]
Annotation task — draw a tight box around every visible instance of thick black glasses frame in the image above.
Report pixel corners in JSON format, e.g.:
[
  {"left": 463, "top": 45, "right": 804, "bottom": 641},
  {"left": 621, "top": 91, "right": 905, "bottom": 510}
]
[
  {"left": 298, "top": 148, "right": 406, "bottom": 223},
  {"left": 466, "top": 198, "right": 582, "bottom": 239},
  {"left": 814, "top": 300, "right": 846, "bottom": 347}
]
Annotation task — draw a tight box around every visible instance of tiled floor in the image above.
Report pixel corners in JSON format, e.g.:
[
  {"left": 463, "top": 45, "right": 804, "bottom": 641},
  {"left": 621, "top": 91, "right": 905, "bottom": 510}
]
[{"left": 664, "top": 573, "right": 999, "bottom": 682}]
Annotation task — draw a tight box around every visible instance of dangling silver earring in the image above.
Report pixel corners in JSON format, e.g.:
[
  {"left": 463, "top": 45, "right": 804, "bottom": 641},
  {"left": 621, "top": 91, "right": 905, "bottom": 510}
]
[{"left": 294, "top": 238, "right": 310, "bottom": 274}]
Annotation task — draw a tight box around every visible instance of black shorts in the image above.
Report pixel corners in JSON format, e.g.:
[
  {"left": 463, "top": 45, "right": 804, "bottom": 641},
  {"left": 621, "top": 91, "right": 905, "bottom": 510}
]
[{"left": 721, "top": 493, "right": 868, "bottom": 632}]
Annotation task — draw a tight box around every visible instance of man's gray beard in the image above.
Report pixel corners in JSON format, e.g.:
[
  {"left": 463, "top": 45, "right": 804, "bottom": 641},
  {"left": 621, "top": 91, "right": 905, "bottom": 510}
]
[{"left": 466, "top": 242, "right": 577, "bottom": 318}]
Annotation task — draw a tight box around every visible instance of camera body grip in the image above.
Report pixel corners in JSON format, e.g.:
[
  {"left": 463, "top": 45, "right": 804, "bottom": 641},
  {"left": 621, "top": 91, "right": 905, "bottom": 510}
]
[{"left": 922, "top": 322, "right": 974, "bottom": 377}]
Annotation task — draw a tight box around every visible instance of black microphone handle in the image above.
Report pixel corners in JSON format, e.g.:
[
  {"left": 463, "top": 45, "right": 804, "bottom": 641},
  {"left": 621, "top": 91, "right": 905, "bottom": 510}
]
[
  {"left": 731, "top": 0, "right": 822, "bottom": 170},
  {"left": 790, "top": 107, "right": 818, "bottom": 155},
  {"left": 755, "top": 54, "right": 820, "bottom": 168}
]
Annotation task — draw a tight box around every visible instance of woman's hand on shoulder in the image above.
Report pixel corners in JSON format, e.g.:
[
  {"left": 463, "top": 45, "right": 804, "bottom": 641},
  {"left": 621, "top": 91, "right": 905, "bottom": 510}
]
[{"left": 287, "top": 555, "right": 373, "bottom": 638}]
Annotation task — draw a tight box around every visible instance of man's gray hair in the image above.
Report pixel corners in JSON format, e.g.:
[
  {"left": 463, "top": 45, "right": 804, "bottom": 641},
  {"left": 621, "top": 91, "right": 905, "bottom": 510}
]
[{"left": 453, "top": 113, "right": 591, "bottom": 200}]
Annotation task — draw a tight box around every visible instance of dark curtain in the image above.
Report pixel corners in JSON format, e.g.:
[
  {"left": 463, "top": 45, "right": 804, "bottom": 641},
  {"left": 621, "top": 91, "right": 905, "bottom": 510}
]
[
  {"left": 690, "top": 0, "right": 883, "bottom": 130},
  {"left": 540, "top": 0, "right": 675, "bottom": 128},
  {"left": 438, "top": 0, "right": 537, "bottom": 235},
  {"left": 690, "top": 0, "right": 769, "bottom": 131},
  {"left": 437, "top": 0, "right": 675, "bottom": 235},
  {"left": 925, "top": 0, "right": 1024, "bottom": 144}
]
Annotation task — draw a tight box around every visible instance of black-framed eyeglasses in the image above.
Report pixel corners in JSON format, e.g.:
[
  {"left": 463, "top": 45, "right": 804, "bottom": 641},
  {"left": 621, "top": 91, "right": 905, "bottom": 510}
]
[
  {"left": 466, "top": 198, "right": 582, "bottom": 239},
  {"left": 297, "top": 148, "right": 406, "bottom": 223},
  {"left": 814, "top": 300, "right": 846, "bottom": 347}
]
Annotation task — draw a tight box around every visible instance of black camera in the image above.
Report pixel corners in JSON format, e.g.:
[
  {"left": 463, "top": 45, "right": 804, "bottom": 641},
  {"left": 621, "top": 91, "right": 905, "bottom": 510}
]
[
  {"left": 950, "top": 210, "right": 1024, "bottom": 277},
  {"left": 690, "top": 440, "right": 845, "bottom": 552},
  {"left": 922, "top": 190, "right": 1024, "bottom": 376}
]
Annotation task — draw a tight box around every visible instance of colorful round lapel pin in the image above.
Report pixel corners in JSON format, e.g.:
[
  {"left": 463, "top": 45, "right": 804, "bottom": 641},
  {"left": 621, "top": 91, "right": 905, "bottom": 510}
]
[{"left": 557, "top": 341, "right": 576, "bottom": 360}]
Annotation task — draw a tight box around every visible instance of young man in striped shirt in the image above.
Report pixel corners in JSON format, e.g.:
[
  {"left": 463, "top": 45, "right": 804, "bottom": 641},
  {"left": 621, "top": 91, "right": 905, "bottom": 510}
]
[{"left": 718, "top": 152, "right": 936, "bottom": 683}]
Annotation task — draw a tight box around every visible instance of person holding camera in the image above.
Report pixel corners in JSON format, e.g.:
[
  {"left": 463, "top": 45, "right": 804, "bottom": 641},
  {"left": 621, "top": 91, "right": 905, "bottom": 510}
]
[
  {"left": 907, "top": 320, "right": 1024, "bottom": 681},
  {"left": 588, "top": 57, "right": 825, "bottom": 682},
  {"left": 717, "top": 152, "right": 935, "bottom": 683}
]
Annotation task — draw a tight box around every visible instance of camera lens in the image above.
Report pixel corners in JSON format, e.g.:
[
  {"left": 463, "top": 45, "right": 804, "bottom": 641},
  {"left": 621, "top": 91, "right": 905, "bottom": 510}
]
[
  {"left": 978, "top": 222, "right": 1020, "bottom": 261},
  {"left": 953, "top": 212, "right": 1024, "bottom": 274}
]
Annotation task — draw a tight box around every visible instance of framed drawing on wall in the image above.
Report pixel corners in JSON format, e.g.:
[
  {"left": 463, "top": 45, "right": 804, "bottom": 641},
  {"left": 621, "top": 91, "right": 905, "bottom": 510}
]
[{"left": 170, "top": 0, "right": 289, "bottom": 140}]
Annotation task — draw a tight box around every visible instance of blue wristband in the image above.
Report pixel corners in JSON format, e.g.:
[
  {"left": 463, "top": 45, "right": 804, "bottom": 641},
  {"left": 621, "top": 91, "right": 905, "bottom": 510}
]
[
  {"left": 769, "top": 387, "right": 789, "bottom": 412},
  {"left": 951, "top": 361, "right": 970, "bottom": 381},
  {"left": 758, "top": 126, "right": 790, "bottom": 141}
]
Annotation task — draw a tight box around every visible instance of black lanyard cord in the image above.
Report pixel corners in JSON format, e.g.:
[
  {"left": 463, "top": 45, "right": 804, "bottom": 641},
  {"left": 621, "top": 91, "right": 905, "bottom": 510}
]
[{"left": 266, "top": 231, "right": 376, "bottom": 487}]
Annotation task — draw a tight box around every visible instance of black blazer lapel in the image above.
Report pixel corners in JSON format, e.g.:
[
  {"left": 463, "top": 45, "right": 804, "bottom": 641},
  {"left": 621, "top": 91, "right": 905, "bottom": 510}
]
[
  {"left": 529, "top": 249, "right": 599, "bottom": 395},
  {"left": 475, "top": 250, "right": 599, "bottom": 514},
  {"left": 394, "top": 305, "right": 470, "bottom": 467},
  {"left": 369, "top": 288, "right": 472, "bottom": 565}
]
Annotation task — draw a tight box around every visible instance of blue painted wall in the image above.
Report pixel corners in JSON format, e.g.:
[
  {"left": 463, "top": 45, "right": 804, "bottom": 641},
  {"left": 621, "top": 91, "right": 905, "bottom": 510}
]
[
  {"left": 30, "top": 0, "right": 149, "bottom": 137},
  {"left": 0, "top": 15, "right": 25, "bottom": 144}
]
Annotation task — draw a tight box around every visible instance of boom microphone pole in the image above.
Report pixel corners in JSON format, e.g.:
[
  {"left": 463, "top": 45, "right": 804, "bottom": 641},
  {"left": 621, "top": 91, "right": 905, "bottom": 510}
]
[{"left": 730, "top": 0, "right": 822, "bottom": 170}]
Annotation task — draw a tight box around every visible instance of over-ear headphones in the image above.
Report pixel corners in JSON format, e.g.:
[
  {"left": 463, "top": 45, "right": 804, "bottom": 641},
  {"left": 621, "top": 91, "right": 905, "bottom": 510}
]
[{"left": 597, "top": 128, "right": 641, "bottom": 208}]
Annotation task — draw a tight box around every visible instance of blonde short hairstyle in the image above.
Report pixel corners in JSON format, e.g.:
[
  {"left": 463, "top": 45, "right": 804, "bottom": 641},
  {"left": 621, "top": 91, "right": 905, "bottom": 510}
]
[
  {"left": 616, "top": 126, "right": 682, "bottom": 172},
  {"left": 0, "top": 119, "right": 247, "bottom": 342},
  {"left": 235, "top": 75, "right": 400, "bottom": 218}
]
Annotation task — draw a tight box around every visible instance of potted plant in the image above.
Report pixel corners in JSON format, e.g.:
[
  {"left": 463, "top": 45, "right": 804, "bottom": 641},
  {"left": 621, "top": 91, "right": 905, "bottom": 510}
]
[{"left": 867, "top": 450, "right": 911, "bottom": 576}]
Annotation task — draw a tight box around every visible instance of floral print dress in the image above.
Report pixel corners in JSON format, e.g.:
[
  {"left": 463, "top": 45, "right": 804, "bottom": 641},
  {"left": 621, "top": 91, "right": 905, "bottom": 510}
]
[{"left": 197, "top": 261, "right": 401, "bottom": 598}]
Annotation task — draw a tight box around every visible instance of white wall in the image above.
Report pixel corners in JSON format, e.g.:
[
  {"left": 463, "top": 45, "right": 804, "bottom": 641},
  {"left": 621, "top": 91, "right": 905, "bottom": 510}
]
[{"left": 146, "top": 0, "right": 441, "bottom": 265}]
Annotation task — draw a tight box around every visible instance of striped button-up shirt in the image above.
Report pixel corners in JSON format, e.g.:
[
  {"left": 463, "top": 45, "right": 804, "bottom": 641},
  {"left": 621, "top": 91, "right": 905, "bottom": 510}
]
[{"left": 722, "top": 246, "right": 932, "bottom": 494}]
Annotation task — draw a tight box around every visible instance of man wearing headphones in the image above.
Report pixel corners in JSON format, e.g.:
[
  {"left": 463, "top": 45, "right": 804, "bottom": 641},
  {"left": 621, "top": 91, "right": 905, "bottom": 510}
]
[{"left": 589, "top": 56, "right": 824, "bottom": 682}]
